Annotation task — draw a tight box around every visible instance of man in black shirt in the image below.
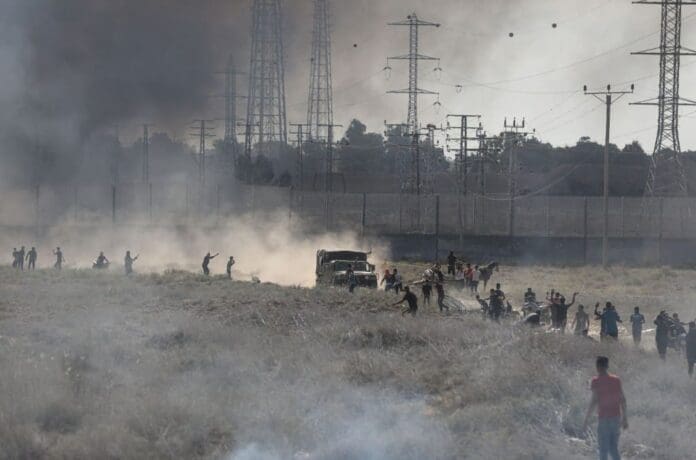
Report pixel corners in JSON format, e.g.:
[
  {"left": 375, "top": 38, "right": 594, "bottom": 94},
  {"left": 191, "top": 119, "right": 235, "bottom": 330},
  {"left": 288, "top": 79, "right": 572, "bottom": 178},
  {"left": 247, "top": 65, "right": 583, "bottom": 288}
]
[
  {"left": 421, "top": 282, "right": 432, "bottom": 307},
  {"left": 687, "top": 322, "right": 696, "bottom": 377},
  {"left": 202, "top": 252, "right": 219, "bottom": 276},
  {"left": 447, "top": 251, "right": 457, "bottom": 276},
  {"left": 394, "top": 286, "right": 418, "bottom": 317},
  {"left": 655, "top": 311, "right": 670, "bottom": 360},
  {"left": 436, "top": 282, "right": 448, "bottom": 313}
]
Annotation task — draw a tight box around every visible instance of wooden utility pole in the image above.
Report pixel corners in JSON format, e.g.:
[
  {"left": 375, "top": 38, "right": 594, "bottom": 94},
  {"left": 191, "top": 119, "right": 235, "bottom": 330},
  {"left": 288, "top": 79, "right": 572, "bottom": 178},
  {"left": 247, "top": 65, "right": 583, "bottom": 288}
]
[{"left": 583, "top": 84, "right": 634, "bottom": 267}]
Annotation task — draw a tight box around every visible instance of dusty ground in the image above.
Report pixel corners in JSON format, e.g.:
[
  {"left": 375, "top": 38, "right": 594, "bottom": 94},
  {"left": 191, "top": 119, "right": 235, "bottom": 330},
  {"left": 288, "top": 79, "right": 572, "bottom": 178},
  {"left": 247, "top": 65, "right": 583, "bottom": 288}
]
[{"left": 1, "top": 264, "right": 695, "bottom": 459}]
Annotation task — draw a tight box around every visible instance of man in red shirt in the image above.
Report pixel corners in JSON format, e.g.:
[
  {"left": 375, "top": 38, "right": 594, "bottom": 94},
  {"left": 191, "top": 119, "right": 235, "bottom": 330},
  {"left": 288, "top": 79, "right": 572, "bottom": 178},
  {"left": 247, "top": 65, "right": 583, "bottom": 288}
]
[{"left": 583, "top": 356, "right": 628, "bottom": 460}]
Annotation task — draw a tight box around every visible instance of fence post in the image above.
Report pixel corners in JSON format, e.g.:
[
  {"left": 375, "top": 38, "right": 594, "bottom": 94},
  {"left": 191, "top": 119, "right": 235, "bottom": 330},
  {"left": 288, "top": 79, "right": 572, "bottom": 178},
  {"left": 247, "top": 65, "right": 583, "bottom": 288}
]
[
  {"left": 361, "top": 192, "right": 367, "bottom": 240},
  {"left": 288, "top": 186, "right": 293, "bottom": 223},
  {"left": 434, "top": 195, "right": 440, "bottom": 262},
  {"left": 398, "top": 192, "right": 403, "bottom": 233},
  {"left": 112, "top": 185, "right": 117, "bottom": 224},
  {"left": 658, "top": 197, "right": 664, "bottom": 265},
  {"left": 583, "top": 197, "right": 588, "bottom": 265},
  {"left": 148, "top": 183, "right": 153, "bottom": 223},
  {"left": 73, "top": 186, "right": 78, "bottom": 223},
  {"left": 34, "top": 184, "right": 40, "bottom": 238},
  {"left": 185, "top": 183, "right": 190, "bottom": 222},
  {"left": 545, "top": 196, "right": 551, "bottom": 237},
  {"left": 218, "top": 184, "right": 222, "bottom": 223}
]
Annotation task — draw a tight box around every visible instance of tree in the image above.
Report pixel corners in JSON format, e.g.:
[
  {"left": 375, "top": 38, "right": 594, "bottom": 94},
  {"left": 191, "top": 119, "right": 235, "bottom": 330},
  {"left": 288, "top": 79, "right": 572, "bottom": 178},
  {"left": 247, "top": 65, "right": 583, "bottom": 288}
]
[{"left": 337, "top": 119, "right": 388, "bottom": 175}]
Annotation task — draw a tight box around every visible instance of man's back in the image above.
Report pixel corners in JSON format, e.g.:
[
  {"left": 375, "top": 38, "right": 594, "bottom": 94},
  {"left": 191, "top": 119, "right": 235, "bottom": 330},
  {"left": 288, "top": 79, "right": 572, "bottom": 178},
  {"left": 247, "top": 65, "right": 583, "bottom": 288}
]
[
  {"left": 687, "top": 330, "right": 696, "bottom": 360},
  {"left": 591, "top": 373, "right": 623, "bottom": 419}
]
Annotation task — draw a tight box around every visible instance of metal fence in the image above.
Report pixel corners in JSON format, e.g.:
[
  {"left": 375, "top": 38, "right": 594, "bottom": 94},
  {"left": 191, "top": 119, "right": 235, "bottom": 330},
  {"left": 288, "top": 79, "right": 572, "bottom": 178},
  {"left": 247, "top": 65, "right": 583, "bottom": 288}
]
[{"left": 1, "top": 183, "right": 695, "bottom": 240}]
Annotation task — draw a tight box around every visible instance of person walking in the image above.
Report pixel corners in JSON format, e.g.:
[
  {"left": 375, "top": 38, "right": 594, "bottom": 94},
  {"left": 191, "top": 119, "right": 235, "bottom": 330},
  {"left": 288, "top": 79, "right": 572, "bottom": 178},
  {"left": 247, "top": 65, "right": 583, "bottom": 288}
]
[
  {"left": 629, "top": 307, "right": 645, "bottom": 346},
  {"left": 583, "top": 356, "right": 628, "bottom": 460},
  {"left": 686, "top": 322, "right": 696, "bottom": 378}
]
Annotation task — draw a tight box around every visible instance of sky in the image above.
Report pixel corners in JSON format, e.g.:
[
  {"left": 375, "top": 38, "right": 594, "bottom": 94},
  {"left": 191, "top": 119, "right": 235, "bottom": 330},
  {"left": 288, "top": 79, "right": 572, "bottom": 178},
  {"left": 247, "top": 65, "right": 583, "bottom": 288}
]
[{"left": 2, "top": 0, "right": 696, "bottom": 184}]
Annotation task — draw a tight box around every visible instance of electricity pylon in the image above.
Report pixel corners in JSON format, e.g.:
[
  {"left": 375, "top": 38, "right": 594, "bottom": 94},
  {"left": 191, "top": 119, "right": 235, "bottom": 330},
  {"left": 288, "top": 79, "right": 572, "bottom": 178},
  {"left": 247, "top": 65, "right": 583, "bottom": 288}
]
[
  {"left": 387, "top": 13, "right": 440, "bottom": 194},
  {"left": 633, "top": 0, "right": 696, "bottom": 196},
  {"left": 306, "top": 0, "right": 334, "bottom": 143},
  {"left": 245, "top": 0, "right": 287, "bottom": 164}
]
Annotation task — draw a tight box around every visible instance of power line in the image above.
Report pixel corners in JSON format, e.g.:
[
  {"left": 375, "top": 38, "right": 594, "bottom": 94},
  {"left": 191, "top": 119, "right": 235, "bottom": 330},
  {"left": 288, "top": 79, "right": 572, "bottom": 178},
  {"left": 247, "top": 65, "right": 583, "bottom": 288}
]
[
  {"left": 633, "top": 0, "right": 696, "bottom": 197},
  {"left": 387, "top": 12, "right": 440, "bottom": 194}
]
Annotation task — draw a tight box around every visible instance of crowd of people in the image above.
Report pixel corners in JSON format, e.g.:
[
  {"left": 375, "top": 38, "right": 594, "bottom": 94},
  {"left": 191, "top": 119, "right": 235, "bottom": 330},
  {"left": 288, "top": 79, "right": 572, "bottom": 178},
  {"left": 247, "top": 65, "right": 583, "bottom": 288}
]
[{"left": 9, "top": 246, "right": 243, "bottom": 279}]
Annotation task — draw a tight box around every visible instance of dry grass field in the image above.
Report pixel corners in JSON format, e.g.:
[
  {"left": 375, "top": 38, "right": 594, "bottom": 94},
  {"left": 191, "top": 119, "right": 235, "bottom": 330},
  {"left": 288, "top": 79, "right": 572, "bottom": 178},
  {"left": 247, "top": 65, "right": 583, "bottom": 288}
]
[{"left": 1, "top": 264, "right": 695, "bottom": 459}]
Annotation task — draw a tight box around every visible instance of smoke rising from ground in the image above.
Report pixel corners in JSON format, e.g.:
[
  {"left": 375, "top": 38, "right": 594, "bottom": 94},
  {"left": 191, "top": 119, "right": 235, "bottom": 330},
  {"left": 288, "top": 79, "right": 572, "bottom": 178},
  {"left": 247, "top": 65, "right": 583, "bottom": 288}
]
[{"left": 1, "top": 211, "right": 388, "bottom": 287}]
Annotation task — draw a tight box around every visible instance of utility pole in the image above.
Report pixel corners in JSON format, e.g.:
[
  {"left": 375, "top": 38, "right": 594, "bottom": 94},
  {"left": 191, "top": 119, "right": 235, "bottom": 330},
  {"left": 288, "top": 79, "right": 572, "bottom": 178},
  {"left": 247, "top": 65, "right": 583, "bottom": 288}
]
[
  {"left": 213, "top": 57, "right": 246, "bottom": 178},
  {"left": 318, "top": 122, "right": 343, "bottom": 230},
  {"left": 387, "top": 13, "right": 440, "bottom": 194},
  {"left": 307, "top": 0, "right": 334, "bottom": 143},
  {"left": 633, "top": 0, "right": 696, "bottom": 196},
  {"left": 245, "top": 0, "right": 287, "bottom": 162},
  {"left": 290, "top": 123, "right": 309, "bottom": 190},
  {"left": 190, "top": 120, "right": 216, "bottom": 199},
  {"left": 502, "top": 118, "right": 533, "bottom": 251},
  {"left": 446, "top": 114, "right": 481, "bottom": 249},
  {"left": 142, "top": 124, "right": 154, "bottom": 184},
  {"left": 584, "top": 84, "right": 634, "bottom": 267}
]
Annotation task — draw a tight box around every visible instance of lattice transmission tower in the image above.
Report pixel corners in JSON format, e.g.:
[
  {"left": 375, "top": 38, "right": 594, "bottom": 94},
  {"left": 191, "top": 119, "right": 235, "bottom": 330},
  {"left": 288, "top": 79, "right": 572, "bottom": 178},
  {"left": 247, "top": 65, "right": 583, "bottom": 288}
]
[
  {"left": 387, "top": 13, "right": 440, "bottom": 194},
  {"left": 633, "top": 0, "right": 696, "bottom": 196},
  {"left": 306, "top": 0, "right": 334, "bottom": 143},
  {"left": 245, "top": 0, "right": 287, "bottom": 164}
]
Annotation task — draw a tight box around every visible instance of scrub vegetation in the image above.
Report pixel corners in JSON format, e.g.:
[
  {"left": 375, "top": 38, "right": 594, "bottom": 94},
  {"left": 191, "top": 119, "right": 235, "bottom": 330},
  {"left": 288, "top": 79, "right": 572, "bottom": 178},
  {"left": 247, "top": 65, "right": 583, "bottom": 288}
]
[{"left": 0, "top": 265, "right": 695, "bottom": 459}]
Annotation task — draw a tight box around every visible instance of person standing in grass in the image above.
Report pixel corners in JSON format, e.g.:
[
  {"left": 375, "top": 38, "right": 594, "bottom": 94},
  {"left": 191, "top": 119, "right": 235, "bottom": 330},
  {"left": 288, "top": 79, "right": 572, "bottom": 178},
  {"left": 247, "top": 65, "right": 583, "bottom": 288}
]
[
  {"left": 124, "top": 251, "right": 138, "bottom": 275},
  {"left": 629, "top": 307, "right": 645, "bottom": 346},
  {"left": 447, "top": 251, "right": 457, "bottom": 276},
  {"left": 435, "top": 282, "right": 448, "bottom": 313},
  {"left": 654, "top": 311, "right": 670, "bottom": 360},
  {"left": 421, "top": 281, "right": 432, "bottom": 307},
  {"left": 392, "top": 268, "right": 403, "bottom": 293},
  {"left": 26, "top": 247, "right": 37, "bottom": 271},
  {"left": 53, "top": 247, "right": 64, "bottom": 270},
  {"left": 226, "top": 256, "right": 235, "bottom": 280},
  {"left": 686, "top": 322, "right": 696, "bottom": 378},
  {"left": 583, "top": 356, "right": 628, "bottom": 460},
  {"left": 202, "top": 252, "right": 218, "bottom": 276},
  {"left": 572, "top": 305, "right": 590, "bottom": 336}
]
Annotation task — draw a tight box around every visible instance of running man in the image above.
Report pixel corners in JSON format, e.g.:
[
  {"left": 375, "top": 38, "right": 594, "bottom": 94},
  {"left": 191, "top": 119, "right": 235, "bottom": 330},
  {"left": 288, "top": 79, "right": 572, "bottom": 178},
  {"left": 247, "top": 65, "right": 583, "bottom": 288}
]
[
  {"left": 202, "top": 252, "right": 219, "bottom": 276},
  {"left": 583, "top": 356, "right": 628, "bottom": 460},
  {"left": 629, "top": 307, "right": 645, "bottom": 346},
  {"left": 393, "top": 286, "right": 418, "bottom": 317}
]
